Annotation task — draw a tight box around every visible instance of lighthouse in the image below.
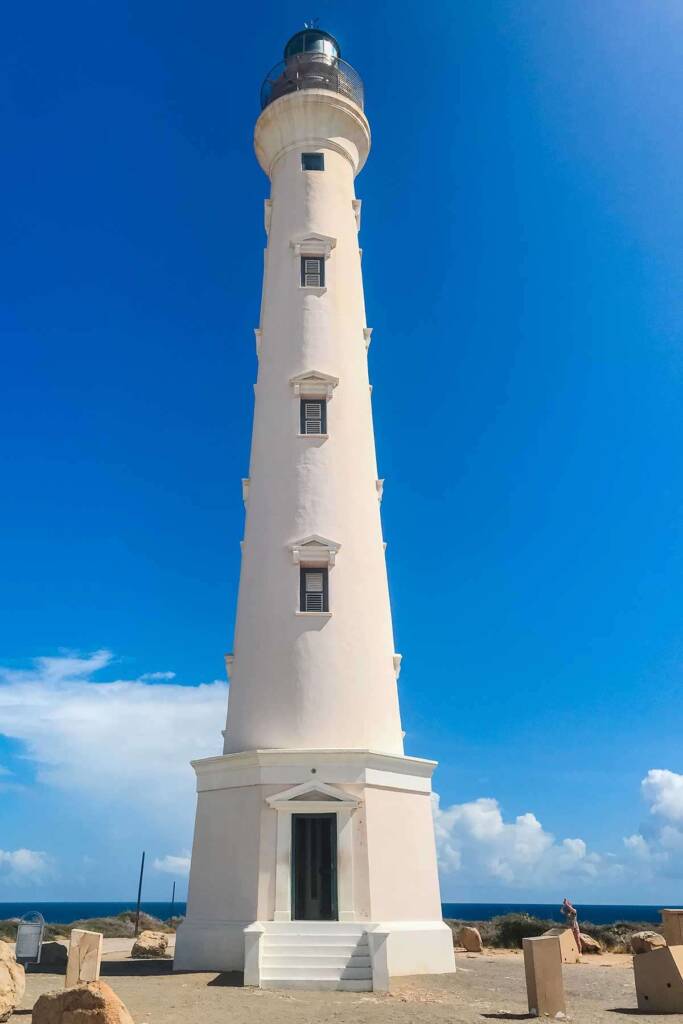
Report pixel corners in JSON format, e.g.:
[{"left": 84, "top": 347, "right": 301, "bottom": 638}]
[{"left": 174, "top": 28, "right": 455, "bottom": 988}]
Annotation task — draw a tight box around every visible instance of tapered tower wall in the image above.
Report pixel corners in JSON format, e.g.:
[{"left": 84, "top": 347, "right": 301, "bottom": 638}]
[{"left": 223, "top": 91, "right": 404, "bottom": 756}]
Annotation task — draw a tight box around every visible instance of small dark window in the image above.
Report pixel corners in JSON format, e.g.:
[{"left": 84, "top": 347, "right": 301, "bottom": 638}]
[
  {"left": 300, "top": 398, "right": 326, "bottom": 435},
  {"left": 301, "top": 256, "right": 324, "bottom": 287},
  {"left": 302, "top": 153, "right": 324, "bottom": 171},
  {"left": 300, "top": 567, "right": 329, "bottom": 612}
]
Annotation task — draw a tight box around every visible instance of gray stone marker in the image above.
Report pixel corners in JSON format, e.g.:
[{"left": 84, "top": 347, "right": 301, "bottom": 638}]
[
  {"left": 523, "top": 934, "right": 566, "bottom": 1018},
  {"left": 15, "top": 912, "right": 45, "bottom": 966}
]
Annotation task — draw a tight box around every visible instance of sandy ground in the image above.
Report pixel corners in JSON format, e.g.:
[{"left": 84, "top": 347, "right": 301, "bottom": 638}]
[{"left": 11, "top": 945, "right": 683, "bottom": 1023}]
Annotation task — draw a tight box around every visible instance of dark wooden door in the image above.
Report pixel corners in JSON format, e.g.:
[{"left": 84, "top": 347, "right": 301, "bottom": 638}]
[{"left": 292, "top": 813, "right": 337, "bottom": 921}]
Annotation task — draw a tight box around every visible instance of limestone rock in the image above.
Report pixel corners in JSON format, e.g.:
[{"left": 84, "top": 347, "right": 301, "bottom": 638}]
[
  {"left": 457, "top": 926, "right": 483, "bottom": 953},
  {"left": 579, "top": 932, "right": 602, "bottom": 954},
  {"left": 32, "top": 981, "right": 134, "bottom": 1024},
  {"left": 0, "top": 941, "right": 26, "bottom": 1023},
  {"left": 130, "top": 930, "right": 168, "bottom": 959},
  {"left": 632, "top": 930, "right": 667, "bottom": 954},
  {"left": 543, "top": 927, "right": 580, "bottom": 963},
  {"left": 40, "top": 941, "right": 69, "bottom": 968}
]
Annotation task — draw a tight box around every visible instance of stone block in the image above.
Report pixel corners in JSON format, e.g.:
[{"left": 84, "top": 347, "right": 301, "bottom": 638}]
[
  {"left": 631, "top": 930, "right": 666, "bottom": 954},
  {"left": 0, "top": 940, "right": 25, "bottom": 1023},
  {"left": 543, "top": 927, "right": 580, "bottom": 963},
  {"left": 66, "top": 930, "right": 103, "bottom": 988},
  {"left": 662, "top": 909, "right": 683, "bottom": 947},
  {"left": 131, "top": 930, "right": 169, "bottom": 958},
  {"left": 579, "top": 932, "right": 602, "bottom": 954},
  {"left": 33, "top": 981, "right": 134, "bottom": 1024},
  {"left": 457, "top": 926, "right": 483, "bottom": 953},
  {"left": 523, "top": 935, "right": 566, "bottom": 1018},
  {"left": 633, "top": 944, "right": 683, "bottom": 1013}
]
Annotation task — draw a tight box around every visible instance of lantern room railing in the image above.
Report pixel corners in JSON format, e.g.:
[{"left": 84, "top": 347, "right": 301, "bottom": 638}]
[{"left": 260, "top": 53, "right": 364, "bottom": 111}]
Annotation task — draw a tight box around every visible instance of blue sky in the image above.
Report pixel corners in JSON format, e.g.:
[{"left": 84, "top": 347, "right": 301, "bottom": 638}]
[{"left": 1, "top": 0, "right": 683, "bottom": 904}]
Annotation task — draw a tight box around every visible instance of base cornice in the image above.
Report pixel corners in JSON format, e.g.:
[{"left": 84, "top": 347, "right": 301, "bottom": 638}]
[{"left": 191, "top": 748, "right": 437, "bottom": 794}]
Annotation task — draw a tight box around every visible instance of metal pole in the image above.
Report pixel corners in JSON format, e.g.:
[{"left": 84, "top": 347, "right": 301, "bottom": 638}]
[
  {"left": 134, "top": 851, "right": 145, "bottom": 937},
  {"left": 170, "top": 881, "right": 176, "bottom": 922}
]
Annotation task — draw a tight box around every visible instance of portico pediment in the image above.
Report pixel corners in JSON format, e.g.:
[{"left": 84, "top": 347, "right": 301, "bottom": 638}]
[{"left": 266, "top": 780, "right": 360, "bottom": 810}]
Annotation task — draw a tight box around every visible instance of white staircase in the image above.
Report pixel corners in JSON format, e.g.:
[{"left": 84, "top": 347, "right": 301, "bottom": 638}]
[{"left": 258, "top": 922, "right": 373, "bottom": 991}]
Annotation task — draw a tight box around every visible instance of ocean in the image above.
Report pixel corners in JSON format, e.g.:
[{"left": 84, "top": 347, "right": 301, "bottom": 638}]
[{"left": 0, "top": 901, "right": 678, "bottom": 926}]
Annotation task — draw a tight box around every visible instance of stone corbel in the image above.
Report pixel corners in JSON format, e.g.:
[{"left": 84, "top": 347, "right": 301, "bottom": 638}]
[
  {"left": 241, "top": 479, "right": 250, "bottom": 505},
  {"left": 376, "top": 479, "right": 384, "bottom": 503},
  {"left": 352, "top": 199, "right": 362, "bottom": 232},
  {"left": 224, "top": 654, "right": 235, "bottom": 680},
  {"left": 254, "top": 328, "right": 262, "bottom": 357},
  {"left": 393, "top": 654, "right": 402, "bottom": 680},
  {"left": 363, "top": 327, "right": 373, "bottom": 351},
  {"left": 264, "top": 199, "right": 272, "bottom": 236},
  {"left": 289, "top": 534, "right": 341, "bottom": 567},
  {"left": 290, "top": 232, "right": 337, "bottom": 258}
]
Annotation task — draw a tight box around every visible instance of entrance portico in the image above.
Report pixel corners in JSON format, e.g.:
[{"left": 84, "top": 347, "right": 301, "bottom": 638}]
[
  {"left": 267, "top": 781, "right": 359, "bottom": 923},
  {"left": 175, "top": 748, "right": 455, "bottom": 985}
]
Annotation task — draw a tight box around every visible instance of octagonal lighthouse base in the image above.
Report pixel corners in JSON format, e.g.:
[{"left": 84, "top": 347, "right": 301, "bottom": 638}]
[{"left": 173, "top": 749, "right": 455, "bottom": 989}]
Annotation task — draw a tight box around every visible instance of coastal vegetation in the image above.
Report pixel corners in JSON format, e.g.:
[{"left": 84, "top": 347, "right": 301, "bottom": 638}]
[
  {"left": 0, "top": 911, "right": 180, "bottom": 942},
  {"left": 446, "top": 914, "right": 664, "bottom": 952},
  {"left": 0, "top": 910, "right": 663, "bottom": 954}
]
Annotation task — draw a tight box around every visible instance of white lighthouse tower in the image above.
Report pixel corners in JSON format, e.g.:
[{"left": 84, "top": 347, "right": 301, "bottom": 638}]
[{"left": 174, "top": 28, "right": 455, "bottom": 988}]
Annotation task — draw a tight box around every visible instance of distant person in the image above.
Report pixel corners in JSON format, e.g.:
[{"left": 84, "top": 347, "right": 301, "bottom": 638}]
[{"left": 561, "top": 897, "right": 582, "bottom": 953}]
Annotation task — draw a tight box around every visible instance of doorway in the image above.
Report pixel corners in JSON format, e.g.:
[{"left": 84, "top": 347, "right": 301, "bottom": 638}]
[{"left": 291, "top": 813, "right": 338, "bottom": 921}]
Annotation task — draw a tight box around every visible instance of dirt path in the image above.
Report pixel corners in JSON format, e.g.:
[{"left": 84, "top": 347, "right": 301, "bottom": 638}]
[{"left": 12, "top": 949, "right": 683, "bottom": 1023}]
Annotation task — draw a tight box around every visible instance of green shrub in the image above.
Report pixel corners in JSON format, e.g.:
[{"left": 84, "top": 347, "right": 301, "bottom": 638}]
[{"left": 489, "top": 914, "right": 552, "bottom": 948}]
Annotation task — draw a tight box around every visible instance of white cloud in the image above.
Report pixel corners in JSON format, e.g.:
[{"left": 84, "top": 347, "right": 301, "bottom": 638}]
[
  {"left": 140, "top": 671, "right": 176, "bottom": 682},
  {"left": 642, "top": 769, "right": 683, "bottom": 823},
  {"left": 0, "top": 849, "right": 52, "bottom": 885},
  {"left": 621, "top": 769, "right": 683, "bottom": 880},
  {"left": 433, "top": 794, "right": 604, "bottom": 893},
  {"left": 153, "top": 854, "right": 191, "bottom": 877},
  {"left": 0, "top": 650, "right": 227, "bottom": 822}
]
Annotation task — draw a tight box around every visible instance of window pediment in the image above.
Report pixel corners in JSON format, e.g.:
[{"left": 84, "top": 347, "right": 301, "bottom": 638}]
[
  {"left": 290, "top": 370, "right": 339, "bottom": 399},
  {"left": 289, "top": 534, "right": 340, "bottom": 567},
  {"left": 290, "top": 233, "right": 337, "bottom": 258}
]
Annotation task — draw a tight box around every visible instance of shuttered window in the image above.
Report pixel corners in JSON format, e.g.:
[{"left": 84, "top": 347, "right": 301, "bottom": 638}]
[
  {"left": 302, "top": 152, "right": 325, "bottom": 171},
  {"left": 301, "top": 256, "right": 324, "bottom": 287},
  {"left": 300, "top": 567, "right": 329, "bottom": 612},
  {"left": 300, "top": 398, "right": 326, "bottom": 435}
]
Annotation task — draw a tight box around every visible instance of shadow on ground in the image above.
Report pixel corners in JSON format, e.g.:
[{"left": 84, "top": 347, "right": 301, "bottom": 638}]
[
  {"left": 207, "top": 972, "right": 244, "bottom": 988},
  {"left": 481, "top": 1015, "right": 534, "bottom": 1021},
  {"left": 100, "top": 959, "right": 175, "bottom": 977}
]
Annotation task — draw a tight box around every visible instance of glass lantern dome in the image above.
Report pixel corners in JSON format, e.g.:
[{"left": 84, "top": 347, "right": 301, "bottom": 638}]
[
  {"left": 260, "top": 28, "right": 363, "bottom": 111},
  {"left": 283, "top": 29, "right": 341, "bottom": 61}
]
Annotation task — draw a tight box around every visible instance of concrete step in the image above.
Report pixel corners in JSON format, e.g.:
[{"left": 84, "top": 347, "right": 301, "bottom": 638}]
[
  {"left": 264, "top": 939, "right": 368, "bottom": 952},
  {"left": 262, "top": 922, "right": 367, "bottom": 936},
  {"left": 261, "top": 979, "right": 373, "bottom": 992},
  {"left": 262, "top": 954, "right": 372, "bottom": 969},
  {"left": 261, "top": 965, "right": 372, "bottom": 981}
]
